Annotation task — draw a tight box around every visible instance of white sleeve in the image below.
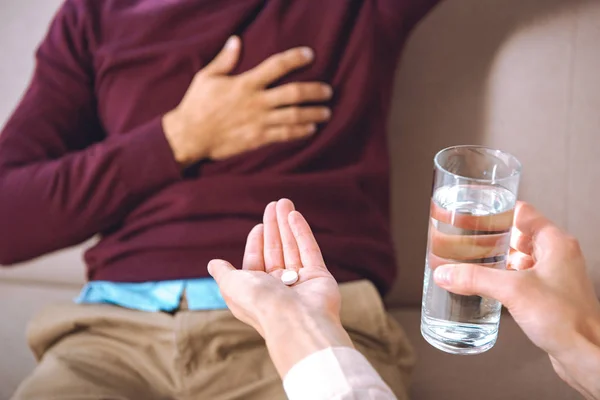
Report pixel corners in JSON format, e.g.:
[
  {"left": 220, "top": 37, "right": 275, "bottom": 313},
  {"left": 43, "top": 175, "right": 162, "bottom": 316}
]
[{"left": 283, "top": 347, "right": 397, "bottom": 400}]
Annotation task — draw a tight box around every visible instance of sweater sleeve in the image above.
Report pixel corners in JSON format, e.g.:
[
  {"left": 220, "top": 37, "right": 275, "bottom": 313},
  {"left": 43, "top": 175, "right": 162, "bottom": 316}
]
[{"left": 0, "top": 1, "right": 182, "bottom": 265}]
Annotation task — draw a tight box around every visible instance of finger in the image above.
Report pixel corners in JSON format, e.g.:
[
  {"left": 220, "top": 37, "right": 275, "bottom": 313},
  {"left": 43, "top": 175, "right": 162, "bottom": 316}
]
[
  {"left": 264, "top": 124, "right": 316, "bottom": 144},
  {"left": 264, "top": 107, "right": 331, "bottom": 126},
  {"left": 276, "top": 199, "right": 303, "bottom": 271},
  {"left": 433, "top": 263, "right": 523, "bottom": 306},
  {"left": 509, "top": 226, "right": 532, "bottom": 256},
  {"left": 263, "top": 201, "right": 285, "bottom": 273},
  {"left": 242, "top": 224, "right": 265, "bottom": 271},
  {"left": 262, "top": 83, "right": 333, "bottom": 108},
  {"left": 243, "top": 47, "right": 315, "bottom": 87},
  {"left": 208, "top": 259, "right": 236, "bottom": 286},
  {"left": 288, "top": 211, "right": 327, "bottom": 270},
  {"left": 508, "top": 249, "right": 535, "bottom": 271},
  {"left": 511, "top": 201, "right": 556, "bottom": 255},
  {"left": 202, "top": 36, "right": 242, "bottom": 75}
]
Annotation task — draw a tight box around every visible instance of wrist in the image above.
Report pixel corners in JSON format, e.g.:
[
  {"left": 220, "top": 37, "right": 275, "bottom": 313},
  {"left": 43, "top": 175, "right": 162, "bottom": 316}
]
[
  {"left": 548, "top": 309, "right": 600, "bottom": 358},
  {"left": 260, "top": 305, "right": 353, "bottom": 378},
  {"left": 162, "top": 109, "right": 205, "bottom": 168},
  {"left": 551, "top": 313, "right": 600, "bottom": 398}
]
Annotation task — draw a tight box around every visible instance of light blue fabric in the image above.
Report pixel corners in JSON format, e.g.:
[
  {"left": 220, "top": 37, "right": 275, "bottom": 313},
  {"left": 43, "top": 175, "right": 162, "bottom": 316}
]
[{"left": 75, "top": 278, "right": 227, "bottom": 312}]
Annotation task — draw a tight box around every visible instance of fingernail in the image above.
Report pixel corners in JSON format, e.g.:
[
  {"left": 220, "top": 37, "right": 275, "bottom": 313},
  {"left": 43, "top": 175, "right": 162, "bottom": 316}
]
[
  {"left": 301, "top": 47, "right": 314, "bottom": 60},
  {"left": 225, "top": 36, "right": 239, "bottom": 50},
  {"left": 307, "top": 124, "right": 317, "bottom": 134},
  {"left": 434, "top": 266, "right": 452, "bottom": 285},
  {"left": 322, "top": 109, "right": 332, "bottom": 119},
  {"left": 323, "top": 85, "right": 333, "bottom": 98}
]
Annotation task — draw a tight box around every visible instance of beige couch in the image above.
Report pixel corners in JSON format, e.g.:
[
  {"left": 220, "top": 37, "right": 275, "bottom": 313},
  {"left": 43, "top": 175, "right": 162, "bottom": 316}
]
[{"left": 1, "top": 0, "right": 599, "bottom": 399}]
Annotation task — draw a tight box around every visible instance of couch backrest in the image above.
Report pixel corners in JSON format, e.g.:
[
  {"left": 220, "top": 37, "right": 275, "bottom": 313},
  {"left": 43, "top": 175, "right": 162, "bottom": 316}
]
[{"left": 386, "top": 0, "right": 600, "bottom": 306}]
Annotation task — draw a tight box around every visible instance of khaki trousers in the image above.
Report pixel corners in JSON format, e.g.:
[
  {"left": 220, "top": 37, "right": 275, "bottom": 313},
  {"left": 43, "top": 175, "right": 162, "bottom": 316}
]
[{"left": 12, "top": 280, "right": 414, "bottom": 400}]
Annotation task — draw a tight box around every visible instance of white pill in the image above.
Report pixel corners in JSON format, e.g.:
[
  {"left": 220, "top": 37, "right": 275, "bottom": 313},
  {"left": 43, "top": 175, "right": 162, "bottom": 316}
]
[{"left": 281, "top": 270, "right": 299, "bottom": 286}]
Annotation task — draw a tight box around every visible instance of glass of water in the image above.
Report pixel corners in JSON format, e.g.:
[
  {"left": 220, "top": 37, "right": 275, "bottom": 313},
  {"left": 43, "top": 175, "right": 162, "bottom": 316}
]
[{"left": 421, "top": 145, "right": 521, "bottom": 355}]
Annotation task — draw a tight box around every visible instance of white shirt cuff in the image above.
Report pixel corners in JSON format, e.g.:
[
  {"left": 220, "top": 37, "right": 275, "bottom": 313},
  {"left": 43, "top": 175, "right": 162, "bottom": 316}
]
[{"left": 283, "top": 346, "right": 397, "bottom": 400}]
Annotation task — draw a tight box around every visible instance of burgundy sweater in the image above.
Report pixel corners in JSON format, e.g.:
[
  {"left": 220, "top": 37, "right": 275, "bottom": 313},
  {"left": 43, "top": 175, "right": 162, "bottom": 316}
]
[{"left": 0, "top": 0, "right": 439, "bottom": 295}]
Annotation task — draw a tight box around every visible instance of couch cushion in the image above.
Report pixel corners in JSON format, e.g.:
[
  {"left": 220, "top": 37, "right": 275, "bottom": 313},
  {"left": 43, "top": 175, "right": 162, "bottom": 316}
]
[
  {"left": 0, "top": 246, "right": 88, "bottom": 287},
  {"left": 390, "top": 308, "right": 580, "bottom": 400}
]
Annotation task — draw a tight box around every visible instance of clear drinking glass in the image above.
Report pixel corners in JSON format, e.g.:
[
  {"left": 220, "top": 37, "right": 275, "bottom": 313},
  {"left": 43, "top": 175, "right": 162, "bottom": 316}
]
[{"left": 421, "top": 145, "right": 522, "bottom": 355}]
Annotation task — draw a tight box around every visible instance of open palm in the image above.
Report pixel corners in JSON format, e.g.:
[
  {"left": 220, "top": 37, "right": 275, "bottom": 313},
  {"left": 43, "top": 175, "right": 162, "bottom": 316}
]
[{"left": 208, "top": 199, "right": 341, "bottom": 337}]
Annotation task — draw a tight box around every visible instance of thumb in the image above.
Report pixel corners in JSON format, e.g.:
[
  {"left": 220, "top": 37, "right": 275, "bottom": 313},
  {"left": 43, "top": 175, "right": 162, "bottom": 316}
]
[
  {"left": 433, "top": 264, "right": 520, "bottom": 305},
  {"left": 203, "top": 36, "right": 241, "bottom": 75},
  {"left": 208, "top": 259, "right": 236, "bottom": 286}
]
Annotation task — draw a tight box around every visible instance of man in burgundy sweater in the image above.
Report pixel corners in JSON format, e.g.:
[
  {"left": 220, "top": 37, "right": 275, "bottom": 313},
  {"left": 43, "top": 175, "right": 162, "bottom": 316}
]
[{"left": 1, "top": 1, "right": 440, "bottom": 399}]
